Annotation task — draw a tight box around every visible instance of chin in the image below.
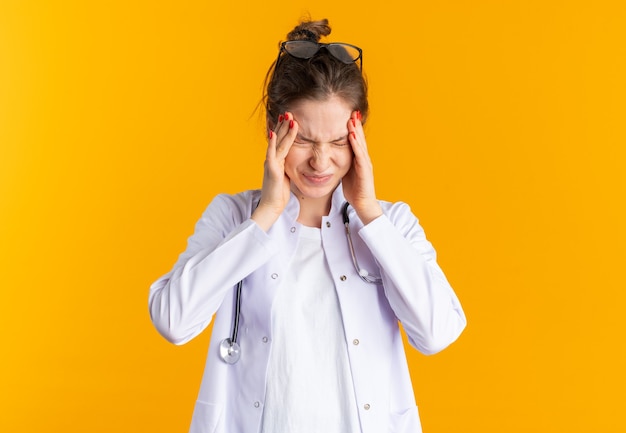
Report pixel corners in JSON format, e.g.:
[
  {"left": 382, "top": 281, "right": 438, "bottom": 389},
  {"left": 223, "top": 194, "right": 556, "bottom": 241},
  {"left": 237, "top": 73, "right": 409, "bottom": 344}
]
[{"left": 292, "top": 181, "right": 339, "bottom": 200}]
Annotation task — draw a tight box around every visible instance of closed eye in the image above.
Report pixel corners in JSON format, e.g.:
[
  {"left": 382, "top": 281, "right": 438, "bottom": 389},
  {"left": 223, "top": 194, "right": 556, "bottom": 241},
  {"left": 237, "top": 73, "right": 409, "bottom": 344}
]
[
  {"left": 293, "top": 139, "right": 309, "bottom": 146},
  {"left": 332, "top": 136, "right": 349, "bottom": 146},
  {"left": 294, "top": 135, "right": 349, "bottom": 146},
  {"left": 294, "top": 135, "right": 313, "bottom": 146}
]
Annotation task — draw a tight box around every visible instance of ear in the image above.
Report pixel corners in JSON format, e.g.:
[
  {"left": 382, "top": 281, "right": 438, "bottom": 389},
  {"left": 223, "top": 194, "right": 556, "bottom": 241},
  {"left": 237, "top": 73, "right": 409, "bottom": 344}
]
[{"left": 267, "top": 118, "right": 276, "bottom": 131}]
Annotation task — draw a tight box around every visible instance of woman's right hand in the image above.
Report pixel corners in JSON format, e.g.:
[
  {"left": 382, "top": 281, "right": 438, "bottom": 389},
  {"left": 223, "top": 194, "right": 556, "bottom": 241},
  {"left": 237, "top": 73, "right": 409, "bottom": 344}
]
[{"left": 251, "top": 112, "right": 298, "bottom": 231}]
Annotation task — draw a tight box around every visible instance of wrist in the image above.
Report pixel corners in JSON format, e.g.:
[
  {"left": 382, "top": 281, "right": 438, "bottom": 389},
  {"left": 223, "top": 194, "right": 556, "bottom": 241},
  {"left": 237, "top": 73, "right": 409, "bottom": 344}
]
[
  {"left": 352, "top": 201, "right": 383, "bottom": 225},
  {"left": 251, "top": 205, "right": 282, "bottom": 232}
]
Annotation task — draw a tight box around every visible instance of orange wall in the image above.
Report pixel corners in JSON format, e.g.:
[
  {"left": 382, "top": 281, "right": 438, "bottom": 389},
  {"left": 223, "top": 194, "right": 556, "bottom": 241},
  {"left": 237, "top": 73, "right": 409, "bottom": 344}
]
[{"left": 1, "top": 1, "right": 625, "bottom": 432}]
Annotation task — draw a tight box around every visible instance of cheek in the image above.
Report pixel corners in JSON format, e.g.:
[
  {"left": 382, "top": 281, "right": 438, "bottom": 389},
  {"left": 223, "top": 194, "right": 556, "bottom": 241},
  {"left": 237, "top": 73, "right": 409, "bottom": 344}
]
[
  {"left": 283, "top": 156, "right": 295, "bottom": 177},
  {"left": 335, "top": 148, "right": 354, "bottom": 172},
  {"left": 284, "top": 148, "right": 303, "bottom": 175}
]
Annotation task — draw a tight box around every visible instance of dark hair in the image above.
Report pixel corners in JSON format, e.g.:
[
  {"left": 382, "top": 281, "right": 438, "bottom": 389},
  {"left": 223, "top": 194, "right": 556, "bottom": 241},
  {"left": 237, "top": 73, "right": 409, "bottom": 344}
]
[{"left": 264, "top": 18, "right": 368, "bottom": 127}]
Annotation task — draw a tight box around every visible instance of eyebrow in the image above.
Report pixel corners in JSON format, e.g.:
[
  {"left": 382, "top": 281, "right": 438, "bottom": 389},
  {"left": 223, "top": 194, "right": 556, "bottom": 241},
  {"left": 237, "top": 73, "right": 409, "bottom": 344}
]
[{"left": 296, "top": 134, "right": 349, "bottom": 144}]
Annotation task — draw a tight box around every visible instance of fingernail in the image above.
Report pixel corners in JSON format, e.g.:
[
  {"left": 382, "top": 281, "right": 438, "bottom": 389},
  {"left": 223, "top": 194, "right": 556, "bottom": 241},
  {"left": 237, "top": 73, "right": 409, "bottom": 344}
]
[
  {"left": 351, "top": 131, "right": 356, "bottom": 139},
  {"left": 278, "top": 114, "right": 284, "bottom": 123},
  {"left": 269, "top": 130, "right": 274, "bottom": 139},
  {"left": 289, "top": 119, "right": 294, "bottom": 129},
  {"left": 357, "top": 110, "right": 362, "bottom": 121},
  {"left": 284, "top": 113, "right": 289, "bottom": 120},
  {"left": 351, "top": 118, "right": 356, "bottom": 127}
]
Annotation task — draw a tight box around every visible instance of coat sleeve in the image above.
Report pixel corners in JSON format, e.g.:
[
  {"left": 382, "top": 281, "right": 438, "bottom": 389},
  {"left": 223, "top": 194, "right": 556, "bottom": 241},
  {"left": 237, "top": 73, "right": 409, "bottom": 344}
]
[
  {"left": 357, "top": 202, "right": 466, "bottom": 355},
  {"left": 148, "top": 192, "right": 278, "bottom": 345}
]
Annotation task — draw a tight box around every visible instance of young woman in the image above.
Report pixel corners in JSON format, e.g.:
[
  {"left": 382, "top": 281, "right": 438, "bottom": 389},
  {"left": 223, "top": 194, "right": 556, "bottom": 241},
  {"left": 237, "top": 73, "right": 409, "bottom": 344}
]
[{"left": 149, "top": 18, "right": 466, "bottom": 433}]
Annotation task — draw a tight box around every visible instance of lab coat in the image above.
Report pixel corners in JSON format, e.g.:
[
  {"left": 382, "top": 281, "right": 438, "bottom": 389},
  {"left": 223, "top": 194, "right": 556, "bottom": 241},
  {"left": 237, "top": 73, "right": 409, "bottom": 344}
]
[{"left": 149, "top": 185, "right": 466, "bottom": 433}]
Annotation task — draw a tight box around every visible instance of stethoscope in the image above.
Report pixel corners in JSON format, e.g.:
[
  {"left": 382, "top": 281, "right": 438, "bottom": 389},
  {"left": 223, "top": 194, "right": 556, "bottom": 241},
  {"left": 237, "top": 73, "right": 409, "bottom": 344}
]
[{"left": 219, "top": 201, "right": 383, "bottom": 364}]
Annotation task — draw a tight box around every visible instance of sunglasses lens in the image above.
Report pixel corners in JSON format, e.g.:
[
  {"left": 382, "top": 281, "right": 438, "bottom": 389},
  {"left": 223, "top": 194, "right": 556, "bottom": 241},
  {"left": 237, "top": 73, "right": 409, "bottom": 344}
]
[
  {"left": 280, "top": 41, "right": 362, "bottom": 68},
  {"left": 283, "top": 41, "right": 319, "bottom": 59},
  {"left": 328, "top": 44, "right": 361, "bottom": 63}
]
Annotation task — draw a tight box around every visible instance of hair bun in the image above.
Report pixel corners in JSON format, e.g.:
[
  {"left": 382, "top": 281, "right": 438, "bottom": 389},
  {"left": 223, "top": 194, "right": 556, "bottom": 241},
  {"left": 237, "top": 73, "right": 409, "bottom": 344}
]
[{"left": 286, "top": 18, "right": 332, "bottom": 42}]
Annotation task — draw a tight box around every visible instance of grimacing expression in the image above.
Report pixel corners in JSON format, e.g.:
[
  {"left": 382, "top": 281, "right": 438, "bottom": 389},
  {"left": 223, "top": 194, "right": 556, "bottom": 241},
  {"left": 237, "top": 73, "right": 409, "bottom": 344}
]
[{"left": 284, "top": 96, "right": 354, "bottom": 201}]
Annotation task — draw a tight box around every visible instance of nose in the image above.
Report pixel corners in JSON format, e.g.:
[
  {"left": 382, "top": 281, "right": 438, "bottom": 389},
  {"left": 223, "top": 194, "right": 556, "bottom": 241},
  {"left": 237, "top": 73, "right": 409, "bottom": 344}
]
[{"left": 308, "top": 144, "right": 331, "bottom": 172}]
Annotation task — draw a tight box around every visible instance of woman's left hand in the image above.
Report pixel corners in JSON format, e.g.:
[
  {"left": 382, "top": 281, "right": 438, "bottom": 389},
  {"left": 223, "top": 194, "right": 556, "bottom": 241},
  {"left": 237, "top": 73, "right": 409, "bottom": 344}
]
[{"left": 342, "top": 111, "right": 383, "bottom": 225}]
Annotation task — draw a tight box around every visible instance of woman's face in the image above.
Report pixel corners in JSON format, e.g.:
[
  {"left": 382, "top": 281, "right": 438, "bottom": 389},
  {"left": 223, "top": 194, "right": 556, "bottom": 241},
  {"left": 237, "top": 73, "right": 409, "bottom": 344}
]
[{"left": 285, "top": 96, "right": 354, "bottom": 203}]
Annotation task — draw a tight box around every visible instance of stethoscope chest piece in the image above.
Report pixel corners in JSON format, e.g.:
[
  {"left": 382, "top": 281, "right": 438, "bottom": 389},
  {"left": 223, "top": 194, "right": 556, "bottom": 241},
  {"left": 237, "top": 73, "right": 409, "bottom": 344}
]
[
  {"left": 219, "top": 338, "right": 241, "bottom": 364},
  {"left": 218, "top": 201, "right": 381, "bottom": 367}
]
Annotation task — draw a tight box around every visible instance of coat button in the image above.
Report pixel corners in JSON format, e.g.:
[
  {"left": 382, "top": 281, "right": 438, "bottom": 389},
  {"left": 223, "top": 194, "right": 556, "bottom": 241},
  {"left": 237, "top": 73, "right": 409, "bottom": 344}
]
[
  {"left": 326, "top": 221, "right": 331, "bottom": 228},
  {"left": 271, "top": 273, "right": 278, "bottom": 279},
  {"left": 340, "top": 275, "right": 347, "bottom": 281},
  {"left": 353, "top": 339, "right": 360, "bottom": 346},
  {"left": 262, "top": 336, "right": 269, "bottom": 343},
  {"left": 290, "top": 226, "right": 296, "bottom": 233},
  {"left": 254, "top": 401, "right": 260, "bottom": 408},
  {"left": 364, "top": 403, "right": 371, "bottom": 410}
]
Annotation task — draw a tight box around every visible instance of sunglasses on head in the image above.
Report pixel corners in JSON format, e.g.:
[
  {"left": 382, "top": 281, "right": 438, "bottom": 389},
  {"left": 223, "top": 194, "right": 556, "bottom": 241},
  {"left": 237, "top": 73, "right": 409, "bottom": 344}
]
[{"left": 276, "top": 40, "right": 363, "bottom": 70}]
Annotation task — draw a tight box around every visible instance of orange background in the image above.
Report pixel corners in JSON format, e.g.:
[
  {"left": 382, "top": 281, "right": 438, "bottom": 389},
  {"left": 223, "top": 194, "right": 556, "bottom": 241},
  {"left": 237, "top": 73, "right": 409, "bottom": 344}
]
[{"left": 1, "top": 1, "right": 625, "bottom": 432}]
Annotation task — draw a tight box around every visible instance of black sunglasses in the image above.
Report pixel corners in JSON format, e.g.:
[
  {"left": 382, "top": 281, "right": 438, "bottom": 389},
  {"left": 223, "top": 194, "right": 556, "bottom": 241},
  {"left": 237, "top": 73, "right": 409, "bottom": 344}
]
[{"left": 276, "top": 40, "right": 363, "bottom": 70}]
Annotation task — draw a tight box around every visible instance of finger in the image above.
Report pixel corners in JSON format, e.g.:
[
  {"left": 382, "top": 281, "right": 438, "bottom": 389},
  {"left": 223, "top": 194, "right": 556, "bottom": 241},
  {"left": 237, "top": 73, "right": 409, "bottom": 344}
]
[
  {"left": 348, "top": 116, "right": 368, "bottom": 159},
  {"left": 267, "top": 112, "right": 288, "bottom": 159},
  {"left": 348, "top": 129, "right": 365, "bottom": 162},
  {"left": 275, "top": 112, "right": 298, "bottom": 157},
  {"left": 271, "top": 112, "right": 289, "bottom": 152},
  {"left": 273, "top": 112, "right": 287, "bottom": 136},
  {"left": 349, "top": 111, "right": 367, "bottom": 144},
  {"left": 274, "top": 111, "right": 296, "bottom": 140},
  {"left": 266, "top": 128, "right": 277, "bottom": 160}
]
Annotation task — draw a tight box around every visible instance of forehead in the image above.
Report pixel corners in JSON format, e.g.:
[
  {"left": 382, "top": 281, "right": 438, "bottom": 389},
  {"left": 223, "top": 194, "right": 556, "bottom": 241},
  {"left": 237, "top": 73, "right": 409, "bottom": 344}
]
[{"left": 290, "top": 97, "right": 353, "bottom": 140}]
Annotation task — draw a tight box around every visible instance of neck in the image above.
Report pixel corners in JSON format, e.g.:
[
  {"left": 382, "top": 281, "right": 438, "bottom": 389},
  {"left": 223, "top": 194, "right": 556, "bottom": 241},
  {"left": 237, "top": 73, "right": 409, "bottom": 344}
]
[{"left": 295, "top": 194, "right": 333, "bottom": 228}]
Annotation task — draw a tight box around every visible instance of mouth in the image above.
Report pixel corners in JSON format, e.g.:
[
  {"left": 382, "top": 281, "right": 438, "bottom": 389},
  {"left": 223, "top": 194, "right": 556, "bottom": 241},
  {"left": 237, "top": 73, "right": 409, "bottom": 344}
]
[{"left": 303, "top": 174, "right": 333, "bottom": 185}]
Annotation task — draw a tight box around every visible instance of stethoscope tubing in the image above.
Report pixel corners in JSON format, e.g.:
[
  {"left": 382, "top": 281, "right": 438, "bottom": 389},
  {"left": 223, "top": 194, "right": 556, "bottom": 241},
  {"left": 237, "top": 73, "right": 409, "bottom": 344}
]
[
  {"left": 220, "top": 201, "right": 381, "bottom": 364},
  {"left": 231, "top": 279, "right": 243, "bottom": 343},
  {"left": 342, "top": 202, "right": 384, "bottom": 285}
]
